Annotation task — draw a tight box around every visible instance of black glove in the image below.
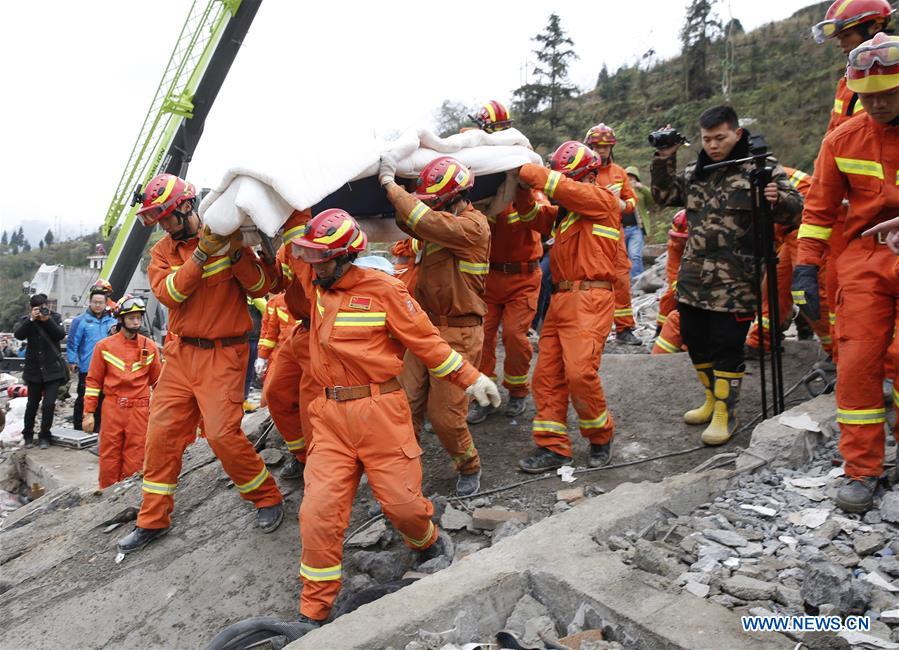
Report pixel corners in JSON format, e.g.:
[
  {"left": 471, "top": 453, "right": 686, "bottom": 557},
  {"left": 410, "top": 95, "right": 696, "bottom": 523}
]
[{"left": 791, "top": 264, "right": 820, "bottom": 322}]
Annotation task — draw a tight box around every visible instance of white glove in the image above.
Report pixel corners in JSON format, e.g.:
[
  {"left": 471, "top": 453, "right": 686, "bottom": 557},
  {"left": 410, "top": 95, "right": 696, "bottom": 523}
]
[
  {"left": 254, "top": 357, "right": 268, "bottom": 379},
  {"left": 465, "top": 373, "right": 501, "bottom": 408},
  {"left": 379, "top": 153, "right": 398, "bottom": 186}
]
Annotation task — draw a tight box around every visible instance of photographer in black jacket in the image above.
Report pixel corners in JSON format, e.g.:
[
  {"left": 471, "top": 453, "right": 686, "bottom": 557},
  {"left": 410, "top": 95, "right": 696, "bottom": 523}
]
[{"left": 14, "top": 294, "right": 66, "bottom": 448}]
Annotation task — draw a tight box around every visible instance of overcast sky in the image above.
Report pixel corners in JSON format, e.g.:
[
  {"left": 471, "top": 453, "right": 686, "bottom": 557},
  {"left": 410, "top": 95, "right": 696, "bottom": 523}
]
[{"left": 0, "top": 0, "right": 818, "bottom": 240}]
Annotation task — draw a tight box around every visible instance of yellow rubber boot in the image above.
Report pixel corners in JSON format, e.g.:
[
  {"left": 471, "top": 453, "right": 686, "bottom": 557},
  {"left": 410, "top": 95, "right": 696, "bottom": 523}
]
[
  {"left": 701, "top": 368, "right": 743, "bottom": 446},
  {"left": 684, "top": 363, "right": 715, "bottom": 425}
]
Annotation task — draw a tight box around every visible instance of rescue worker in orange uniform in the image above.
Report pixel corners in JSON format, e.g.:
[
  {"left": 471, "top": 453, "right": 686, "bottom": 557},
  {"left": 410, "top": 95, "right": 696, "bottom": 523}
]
[
  {"left": 117, "top": 173, "right": 284, "bottom": 553},
  {"left": 390, "top": 238, "right": 422, "bottom": 293},
  {"left": 380, "top": 154, "right": 491, "bottom": 497},
  {"left": 585, "top": 124, "right": 642, "bottom": 346},
  {"left": 813, "top": 0, "right": 893, "bottom": 362},
  {"left": 745, "top": 167, "right": 833, "bottom": 355},
  {"left": 513, "top": 141, "right": 621, "bottom": 472},
  {"left": 255, "top": 292, "right": 296, "bottom": 385},
  {"left": 792, "top": 33, "right": 899, "bottom": 513},
  {"left": 466, "top": 100, "right": 544, "bottom": 424},
  {"left": 652, "top": 210, "right": 688, "bottom": 355},
  {"left": 290, "top": 209, "right": 500, "bottom": 626},
  {"left": 83, "top": 295, "right": 161, "bottom": 489},
  {"left": 264, "top": 212, "right": 323, "bottom": 481}
]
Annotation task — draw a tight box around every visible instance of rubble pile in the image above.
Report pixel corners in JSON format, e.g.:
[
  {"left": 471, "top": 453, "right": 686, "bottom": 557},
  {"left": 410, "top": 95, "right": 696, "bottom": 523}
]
[{"left": 599, "top": 432, "right": 899, "bottom": 647}]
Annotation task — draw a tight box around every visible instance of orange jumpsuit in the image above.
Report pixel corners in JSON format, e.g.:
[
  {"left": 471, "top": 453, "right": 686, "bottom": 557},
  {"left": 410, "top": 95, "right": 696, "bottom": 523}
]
[
  {"left": 797, "top": 113, "right": 899, "bottom": 480},
  {"left": 263, "top": 230, "right": 320, "bottom": 465},
  {"left": 656, "top": 227, "right": 687, "bottom": 329},
  {"left": 85, "top": 330, "right": 162, "bottom": 488},
  {"left": 390, "top": 238, "right": 421, "bottom": 293},
  {"left": 478, "top": 204, "right": 543, "bottom": 398},
  {"left": 516, "top": 164, "right": 620, "bottom": 456},
  {"left": 258, "top": 293, "right": 295, "bottom": 367},
  {"left": 137, "top": 233, "right": 283, "bottom": 530},
  {"left": 298, "top": 264, "right": 480, "bottom": 621},
  {"left": 595, "top": 162, "right": 637, "bottom": 331},
  {"left": 652, "top": 308, "right": 684, "bottom": 355},
  {"left": 388, "top": 184, "right": 490, "bottom": 477},
  {"left": 746, "top": 168, "right": 832, "bottom": 353}
]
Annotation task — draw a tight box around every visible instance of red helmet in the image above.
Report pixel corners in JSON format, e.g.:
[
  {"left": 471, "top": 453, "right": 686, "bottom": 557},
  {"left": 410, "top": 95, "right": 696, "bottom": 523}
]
[
  {"left": 413, "top": 156, "right": 475, "bottom": 209},
  {"left": 847, "top": 33, "right": 899, "bottom": 93},
  {"left": 292, "top": 209, "right": 368, "bottom": 263},
  {"left": 136, "top": 173, "right": 197, "bottom": 227},
  {"left": 813, "top": 0, "right": 893, "bottom": 43},
  {"left": 584, "top": 123, "right": 617, "bottom": 147},
  {"left": 670, "top": 209, "right": 688, "bottom": 239},
  {"left": 550, "top": 141, "right": 600, "bottom": 181},
  {"left": 472, "top": 100, "right": 513, "bottom": 133},
  {"left": 90, "top": 279, "right": 113, "bottom": 296}
]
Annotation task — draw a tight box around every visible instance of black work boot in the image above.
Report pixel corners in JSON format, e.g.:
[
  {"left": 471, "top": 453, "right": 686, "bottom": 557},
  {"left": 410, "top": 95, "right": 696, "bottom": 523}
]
[
  {"left": 296, "top": 614, "right": 322, "bottom": 628},
  {"left": 835, "top": 477, "right": 878, "bottom": 514},
  {"left": 455, "top": 470, "right": 481, "bottom": 497},
  {"left": 117, "top": 526, "right": 170, "bottom": 554},
  {"left": 22, "top": 430, "right": 34, "bottom": 449},
  {"left": 256, "top": 502, "right": 284, "bottom": 533},
  {"left": 588, "top": 442, "right": 613, "bottom": 468},
  {"left": 417, "top": 530, "right": 454, "bottom": 565},
  {"left": 279, "top": 455, "right": 304, "bottom": 481},
  {"left": 467, "top": 401, "right": 496, "bottom": 424},
  {"left": 518, "top": 447, "right": 572, "bottom": 474},
  {"left": 615, "top": 328, "right": 642, "bottom": 346},
  {"left": 504, "top": 396, "right": 527, "bottom": 418}
]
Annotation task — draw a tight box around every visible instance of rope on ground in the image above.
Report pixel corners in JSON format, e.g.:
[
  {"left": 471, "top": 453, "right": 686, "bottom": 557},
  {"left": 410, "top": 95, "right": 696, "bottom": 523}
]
[{"left": 343, "top": 514, "right": 384, "bottom": 547}]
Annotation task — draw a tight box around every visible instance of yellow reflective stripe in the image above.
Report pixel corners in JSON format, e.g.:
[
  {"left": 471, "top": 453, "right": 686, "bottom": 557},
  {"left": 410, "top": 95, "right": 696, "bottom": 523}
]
[
  {"left": 606, "top": 182, "right": 623, "bottom": 191},
  {"left": 425, "top": 242, "right": 444, "bottom": 255},
  {"left": 458, "top": 260, "right": 489, "bottom": 275},
  {"left": 544, "top": 171, "right": 563, "bottom": 198},
  {"left": 533, "top": 420, "right": 568, "bottom": 437},
  {"left": 407, "top": 202, "right": 429, "bottom": 229},
  {"left": 893, "top": 387, "right": 899, "bottom": 408},
  {"left": 101, "top": 350, "right": 126, "bottom": 371},
  {"left": 131, "top": 353, "right": 155, "bottom": 371},
  {"left": 282, "top": 224, "right": 306, "bottom": 245},
  {"left": 276, "top": 308, "right": 290, "bottom": 323},
  {"left": 833, "top": 98, "right": 844, "bottom": 114},
  {"left": 614, "top": 309, "right": 633, "bottom": 317},
  {"left": 791, "top": 290, "right": 807, "bottom": 305},
  {"left": 235, "top": 466, "right": 271, "bottom": 494},
  {"left": 201, "top": 257, "right": 231, "bottom": 278},
  {"left": 280, "top": 262, "right": 295, "bottom": 281},
  {"left": 300, "top": 563, "right": 341, "bottom": 582},
  {"left": 820, "top": 335, "right": 833, "bottom": 344},
  {"left": 834, "top": 157, "right": 884, "bottom": 180},
  {"left": 592, "top": 224, "right": 620, "bottom": 240},
  {"left": 248, "top": 265, "right": 266, "bottom": 293},
  {"left": 656, "top": 313, "right": 668, "bottom": 324},
  {"left": 797, "top": 224, "right": 833, "bottom": 242},
  {"left": 411, "top": 239, "right": 422, "bottom": 254},
  {"left": 837, "top": 408, "right": 886, "bottom": 425},
  {"left": 333, "top": 312, "right": 387, "bottom": 327},
  {"left": 402, "top": 520, "right": 435, "bottom": 549},
  {"left": 654, "top": 336, "right": 679, "bottom": 354},
  {"left": 829, "top": 312, "right": 836, "bottom": 326},
  {"left": 258, "top": 338, "right": 277, "bottom": 349},
  {"left": 85, "top": 387, "right": 101, "bottom": 397},
  {"left": 451, "top": 444, "right": 477, "bottom": 464},
  {"left": 506, "top": 211, "right": 520, "bottom": 224},
  {"left": 429, "top": 350, "right": 463, "bottom": 378},
  {"left": 895, "top": 170, "right": 899, "bottom": 186},
  {"left": 519, "top": 203, "right": 539, "bottom": 223},
  {"left": 142, "top": 479, "right": 177, "bottom": 495},
  {"left": 558, "top": 213, "right": 579, "bottom": 234},
  {"left": 316, "top": 290, "right": 324, "bottom": 317},
  {"left": 504, "top": 373, "right": 528, "bottom": 385},
  {"left": 788, "top": 169, "right": 809, "bottom": 188},
  {"left": 579, "top": 411, "right": 609, "bottom": 429},
  {"left": 166, "top": 273, "right": 188, "bottom": 303},
  {"left": 286, "top": 438, "right": 306, "bottom": 451},
  {"left": 625, "top": 197, "right": 636, "bottom": 208}
]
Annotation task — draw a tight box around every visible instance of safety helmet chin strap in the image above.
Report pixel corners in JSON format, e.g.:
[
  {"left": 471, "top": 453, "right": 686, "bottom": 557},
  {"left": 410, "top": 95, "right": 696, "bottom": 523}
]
[
  {"left": 311, "top": 253, "right": 357, "bottom": 289},
  {"left": 170, "top": 200, "right": 198, "bottom": 241}
]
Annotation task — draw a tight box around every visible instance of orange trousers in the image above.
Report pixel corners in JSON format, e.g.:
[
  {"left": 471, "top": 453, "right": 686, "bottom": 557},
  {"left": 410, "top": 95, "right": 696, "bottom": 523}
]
[
  {"left": 652, "top": 309, "right": 684, "bottom": 355},
  {"left": 531, "top": 287, "right": 615, "bottom": 456},
  {"left": 658, "top": 286, "right": 678, "bottom": 329},
  {"left": 479, "top": 269, "right": 541, "bottom": 398},
  {"left": 137, "top": 341, "right": 282, "bottom": 529},
  {"left": 262, "top": 324, "right": 318, "bottom": 463},
  {"left": 613, "top": 239, "right": 635, "bottom": 330},
  {"left": 98, "top": 397, "right": 149, "bottom": 488},
  {"left": 834, "top": 239, "right": 899, "bottom": 479},
  {"left": 746, "top": 237, "right": 832, "bottom": 353},
  {"left": 401, "top": 324, "right": 482, "bottom": 474},
  {"left": 299, "top": 391, "right": 438, "bottom": 621}
]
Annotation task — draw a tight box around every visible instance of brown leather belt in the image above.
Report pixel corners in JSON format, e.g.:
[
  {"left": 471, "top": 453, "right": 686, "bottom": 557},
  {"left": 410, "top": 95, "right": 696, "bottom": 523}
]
[
  {"left": 490, "top": 260, "right": 540, "bottom": 274},
  {"left": 180, "top": 333, "right": 248, "bottom": 349},
  {"left": 324, "top": 377, "right": 402, "bottom": 402},
  {"left": 554, "top": 280, "right": 612, "bottom": 292},
  {"left": 428, "top": 314, "right": 483, "bottom": 327}
]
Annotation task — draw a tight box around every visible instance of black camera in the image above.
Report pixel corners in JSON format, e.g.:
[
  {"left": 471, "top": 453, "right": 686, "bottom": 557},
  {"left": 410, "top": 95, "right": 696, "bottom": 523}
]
[
  {"left": 648, "top": 127, "right": 689, "bottom": 149},
  {"left": 38, "top": 306, "right": 49, "bottom": 317}
]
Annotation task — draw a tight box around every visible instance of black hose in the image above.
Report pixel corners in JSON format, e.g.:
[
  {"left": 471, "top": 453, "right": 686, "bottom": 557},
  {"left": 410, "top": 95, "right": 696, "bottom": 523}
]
[{"left": 204, "top": 616, "right": 317, "bottom": 650}]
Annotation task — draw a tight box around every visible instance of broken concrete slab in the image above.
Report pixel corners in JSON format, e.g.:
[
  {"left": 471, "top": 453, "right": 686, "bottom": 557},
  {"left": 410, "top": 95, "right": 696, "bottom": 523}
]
[{"left": 471, "top": 507, "right": 528, "bottom": 531}]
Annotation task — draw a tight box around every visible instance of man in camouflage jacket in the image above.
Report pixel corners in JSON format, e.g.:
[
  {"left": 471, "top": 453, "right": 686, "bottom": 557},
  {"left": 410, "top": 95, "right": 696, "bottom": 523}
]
[{"left": 651, "top": 105, "right": 802, "bottom": 447}]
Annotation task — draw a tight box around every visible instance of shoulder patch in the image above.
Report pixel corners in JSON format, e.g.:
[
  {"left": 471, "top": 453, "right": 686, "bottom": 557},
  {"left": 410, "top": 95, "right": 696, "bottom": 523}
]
[{"left": 348, "top": 296, "right": 372, "bottom": 311}]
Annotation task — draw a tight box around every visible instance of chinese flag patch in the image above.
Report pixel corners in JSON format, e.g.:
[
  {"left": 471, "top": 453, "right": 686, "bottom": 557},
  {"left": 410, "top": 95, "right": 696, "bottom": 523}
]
[{"left": 348, "top": 296, "right": 372, "bottom": 311}]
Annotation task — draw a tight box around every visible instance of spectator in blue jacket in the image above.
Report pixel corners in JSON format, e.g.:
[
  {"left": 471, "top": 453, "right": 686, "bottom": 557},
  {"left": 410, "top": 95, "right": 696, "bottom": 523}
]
[{"left": 67, "top": 287, "right": 116, "bottom": 431}]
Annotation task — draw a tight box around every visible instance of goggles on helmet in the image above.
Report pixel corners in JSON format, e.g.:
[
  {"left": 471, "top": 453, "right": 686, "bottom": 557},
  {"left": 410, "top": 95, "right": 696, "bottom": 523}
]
[
  {"left": 116, "top": 295, "right": 147, "bottom": 317},
  {"left": 813, "top": 11, "right": 882, "bottom": 43},
  {"left": 292, "top": 242, "right": 345, "bottom": 264},
  {"left": 849, "top": 37, "right": 899, "bottom": 69}
]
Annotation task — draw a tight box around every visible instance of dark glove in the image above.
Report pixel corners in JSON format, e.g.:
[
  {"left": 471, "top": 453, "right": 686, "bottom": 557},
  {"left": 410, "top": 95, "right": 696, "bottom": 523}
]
[{"left": 791, "top": 264, "right": 820, "bottom": 322}]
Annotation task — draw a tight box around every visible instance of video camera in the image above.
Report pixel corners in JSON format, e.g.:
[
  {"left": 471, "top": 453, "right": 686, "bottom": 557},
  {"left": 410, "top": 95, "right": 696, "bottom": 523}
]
[
  {"left": 38, "top": 306, "right": 49, "bottom": 317},
  {"left": 648, "top": 127, "right": 690, "bottom": 149}
]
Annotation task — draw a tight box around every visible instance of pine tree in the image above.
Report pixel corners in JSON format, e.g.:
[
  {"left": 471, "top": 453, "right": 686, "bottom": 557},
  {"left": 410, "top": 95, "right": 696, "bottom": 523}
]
[
  {"left": 681, "top": 0, "right": 722, "bottom": 100},
  {"left": 433, "top": 100, "right": 473, "bottom": 137},
  {"left": 22, "top": 240, "right": 31, "bottom": 253},
  {"left": 0, "top": 231, "right": 7, "bottom": 247},
  {"left": 39, "top": 239, "right": 44, "bottom": 250},
  {"left": 44, "top": 228, "right": 54, "bottom": 247},
  {"left": 596, "top": 64, "right": 611, "bottom": 99}
]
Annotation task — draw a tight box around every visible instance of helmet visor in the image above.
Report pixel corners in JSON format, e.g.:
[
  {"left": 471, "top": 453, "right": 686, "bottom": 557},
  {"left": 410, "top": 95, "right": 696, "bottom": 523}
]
[
  {"left": 292, "top": 242, "right": 341, "bottom": 264},
  {"left": 813, "top": 11, "right": 881, "bottom": 43},
  {"left": 117, "top": 296, "right": 146, "bottom": 316},
  {"left": 136, "top": 204, "right": 167, "bottom": 227},
  {"left": 849, "top": 38, "right": 899, "bottom": 70}
]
